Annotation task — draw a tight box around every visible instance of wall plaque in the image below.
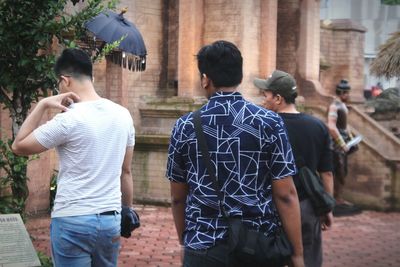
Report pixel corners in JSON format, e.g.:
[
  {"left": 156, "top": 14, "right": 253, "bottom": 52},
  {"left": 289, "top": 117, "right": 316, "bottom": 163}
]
[{"left": 0, "top": 214, "right": 41, "bottom": 267}]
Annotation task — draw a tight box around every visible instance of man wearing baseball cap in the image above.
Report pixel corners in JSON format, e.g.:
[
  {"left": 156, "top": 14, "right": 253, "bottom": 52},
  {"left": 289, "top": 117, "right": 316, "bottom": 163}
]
[{"left": 255, "top": 70, "right": 334, "bottom": 267}]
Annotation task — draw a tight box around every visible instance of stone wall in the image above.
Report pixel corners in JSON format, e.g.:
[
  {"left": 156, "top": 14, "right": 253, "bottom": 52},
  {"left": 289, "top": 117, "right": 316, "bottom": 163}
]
[
  {"left": 346, "top": 142, "right": 400, "bottom": 211},
  {"left": 320, "top": 19, "right": 366, "bottom": 103},
  {"left": 133, "top": 138, "right": 170, "bottom": 204},
  {"left": 370, "top": 111, "right": 400, "bottom": 139}
]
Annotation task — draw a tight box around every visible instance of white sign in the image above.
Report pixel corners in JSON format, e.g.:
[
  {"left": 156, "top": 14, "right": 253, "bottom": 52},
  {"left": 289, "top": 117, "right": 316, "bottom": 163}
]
[{"left": 0, "top": 214, "right": 41, "bottom": 267}]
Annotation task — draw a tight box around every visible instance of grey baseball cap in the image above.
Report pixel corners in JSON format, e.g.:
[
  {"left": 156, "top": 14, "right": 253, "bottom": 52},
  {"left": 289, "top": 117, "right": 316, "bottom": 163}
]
[{"left": 254, "top": 70, "right": 297, "bottom": 98}]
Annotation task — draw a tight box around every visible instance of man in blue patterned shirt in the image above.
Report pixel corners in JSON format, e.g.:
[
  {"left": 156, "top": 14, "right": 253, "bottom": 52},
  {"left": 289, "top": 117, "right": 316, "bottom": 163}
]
[{"left": 166, "top": 40, "right": 304, "bottom": 267}]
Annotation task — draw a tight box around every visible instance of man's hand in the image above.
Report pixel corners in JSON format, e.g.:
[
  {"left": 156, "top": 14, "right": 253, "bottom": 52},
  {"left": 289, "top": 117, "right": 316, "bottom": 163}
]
[
  {"left": 12, "top": 92, "right": 79, "bottom": 156},
  {"left": 121, "top": 206, "right": 140, "bottom": 238},
  {"left": 289, "top": 255, "right": 305, "bottom": 267},
  {"left": 272, "top": 178, "right": 303, "bottom": 266},
  {"left": 321, "top": 212, "right": 334, "bottom": 231},
  {"left": 41, "top": 92, "right": 80, "bottom": 112}
]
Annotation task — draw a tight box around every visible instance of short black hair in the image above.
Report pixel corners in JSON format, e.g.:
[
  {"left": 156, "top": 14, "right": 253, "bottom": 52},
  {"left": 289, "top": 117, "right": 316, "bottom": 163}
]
[
  {"left": 196, "top": 40, "right": 243, "bottom": 88},
  {"left": 54, "top": 48, "right": 92, "bottom": 80}
]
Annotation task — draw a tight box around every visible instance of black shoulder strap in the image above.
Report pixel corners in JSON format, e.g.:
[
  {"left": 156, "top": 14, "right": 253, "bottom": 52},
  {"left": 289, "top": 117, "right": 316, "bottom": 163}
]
[{"left": 192, "top": 110, "right": 227, "bottom": 217}]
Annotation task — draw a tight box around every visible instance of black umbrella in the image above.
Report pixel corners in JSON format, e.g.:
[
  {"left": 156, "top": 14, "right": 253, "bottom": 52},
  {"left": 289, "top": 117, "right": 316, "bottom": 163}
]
[{"left": 84, "top": 9, "right": 147, "bottom": 71}]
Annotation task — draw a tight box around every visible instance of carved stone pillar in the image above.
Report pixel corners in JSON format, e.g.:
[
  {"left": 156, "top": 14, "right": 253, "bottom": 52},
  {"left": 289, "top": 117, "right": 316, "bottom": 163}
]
[
  {"left": 298, "top": 0, "right": 320, "bottom": 81},
  {"left": 177, "top": 0, "right": 204, "bottom": 97},
  {"left": 259, "top": 0, "right": 278, "bottom": 80}
]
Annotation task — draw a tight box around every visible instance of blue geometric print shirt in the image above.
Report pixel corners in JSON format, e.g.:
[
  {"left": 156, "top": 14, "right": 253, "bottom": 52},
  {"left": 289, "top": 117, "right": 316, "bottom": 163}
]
[{"left": 166, "top": 92, "right": 296, "bottom": 250}]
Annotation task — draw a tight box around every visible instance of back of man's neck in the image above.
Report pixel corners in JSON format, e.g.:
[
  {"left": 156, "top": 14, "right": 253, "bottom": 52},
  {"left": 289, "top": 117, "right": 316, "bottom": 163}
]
[
  {"left": 215, "top": 86, "right": 238, "bottom": 93},
  {"left": 277, "top": 105, "right": 299, "bottom": 114},
  {"left": 72, "top": 82, "right": 101, "bottom": 102}
]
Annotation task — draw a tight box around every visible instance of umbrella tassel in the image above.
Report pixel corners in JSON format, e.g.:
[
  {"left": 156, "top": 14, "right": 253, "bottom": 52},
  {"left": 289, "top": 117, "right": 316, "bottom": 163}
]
[
  {"left": 128, "top": 56, "right": 134, "bottom": 71},
  {"left": 139, "top": 56, "right": 146, "bottom": 71},
  {"left": 117, "top": 53, "right": 122, "bottom": 67},
  {"left": 105, "top": 52, "right": 146, "bottom": 72}
]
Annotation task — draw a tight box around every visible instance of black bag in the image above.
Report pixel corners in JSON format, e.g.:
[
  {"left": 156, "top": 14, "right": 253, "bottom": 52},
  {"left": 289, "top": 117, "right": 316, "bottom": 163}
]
[
  {"left": 228, "top": 218, "right": 292, "bottom": 266},
  {"left": 121, "top": 206, "right": 140, "bottom": 238},
  {"left": 297, "top": 165, "right": 336, "bottom": 215},
  {"left": 193, "top": 110, "right": 293, "bottom": 266}
]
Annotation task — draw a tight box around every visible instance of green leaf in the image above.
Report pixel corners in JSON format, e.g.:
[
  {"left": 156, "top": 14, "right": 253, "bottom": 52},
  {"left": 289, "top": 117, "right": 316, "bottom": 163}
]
[{"left": 381, "top": 0, "right": 400, "bottom": 5}]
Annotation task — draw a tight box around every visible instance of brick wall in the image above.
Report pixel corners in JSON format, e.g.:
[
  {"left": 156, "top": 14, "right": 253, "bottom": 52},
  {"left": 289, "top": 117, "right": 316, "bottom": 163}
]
[
  {"left": 370, "top": 112, "right": 400, "bottom": 139},
  {"left": 133, "top": 148, "right": 170, "bottom": 203},
  {"left": 345, "top": 142, "right": 396, "bottom": 210},
  {"left": 320, "top": 19, "right": 366, "bottom": 102}
]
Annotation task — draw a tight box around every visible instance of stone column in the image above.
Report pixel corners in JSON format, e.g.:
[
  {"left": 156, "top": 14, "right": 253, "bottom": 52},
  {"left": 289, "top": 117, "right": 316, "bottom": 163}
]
[
  {"left": 259, "top": 0, "right": 278, "bottom": 80},
  {"left": 298, "top": 0, "right": 320, "bottom": 81},
  {"left": 239, "top": 0, "right": 278, "bottom": 102},
  {"left": 177, "top": 0, "right": 204, "bottom": 97},
  {"left": 277, "top": 0, "right": 332, "bottom": 105}
]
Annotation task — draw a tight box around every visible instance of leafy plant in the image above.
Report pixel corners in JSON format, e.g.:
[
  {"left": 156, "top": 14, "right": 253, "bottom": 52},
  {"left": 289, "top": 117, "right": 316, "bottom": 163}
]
[
  {"left": 0, "top": 0, "right": 118, "bottom": 215},
  {"left": 0, "top": 139, "right": 36, "bottom": 217},
  {"left": 49, "top": 170, "right": 59, "bottom": 212},
  {"left": 381, "top": 0, "right": 400, "bottom": 5},
  {"left": 37, "top": 251, "right": 53, "bottom": 267}
]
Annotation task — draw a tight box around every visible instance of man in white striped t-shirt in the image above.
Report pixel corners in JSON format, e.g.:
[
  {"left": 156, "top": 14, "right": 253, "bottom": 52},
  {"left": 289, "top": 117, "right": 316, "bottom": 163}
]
[{"left": 12, "top": 48, "right": 135, "bottom": 267}]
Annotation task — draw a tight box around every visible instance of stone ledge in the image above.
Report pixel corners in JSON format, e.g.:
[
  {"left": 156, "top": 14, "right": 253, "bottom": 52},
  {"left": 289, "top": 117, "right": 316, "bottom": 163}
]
[
  {"left": 135, "top": 134, "right": 170, "bottom": 151},
  {"left": 139, "top": 95, "right": 207, "bottom": 115},
  {"left": 321, "top": 19, "right": 367, "bottom": 33}
]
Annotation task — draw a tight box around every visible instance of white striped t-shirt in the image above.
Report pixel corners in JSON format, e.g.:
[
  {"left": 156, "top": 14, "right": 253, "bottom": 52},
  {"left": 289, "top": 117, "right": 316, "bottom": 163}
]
[{"left": 34, "top": 98, "right": 134, "bottom": 218}]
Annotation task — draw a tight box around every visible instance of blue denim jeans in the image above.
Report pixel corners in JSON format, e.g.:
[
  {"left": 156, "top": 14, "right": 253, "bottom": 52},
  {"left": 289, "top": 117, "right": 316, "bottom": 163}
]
[{"left": 50, "top": 213, "right": 121, "bottom": 267}]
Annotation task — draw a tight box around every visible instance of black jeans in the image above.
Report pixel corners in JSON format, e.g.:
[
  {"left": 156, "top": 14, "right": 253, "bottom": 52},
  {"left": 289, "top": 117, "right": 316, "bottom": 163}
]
[
  {"left": 183, "top": 241, "right": 281, "bottom": 267},
  {"left": 300, "top": 198, "right": 322, "bottom": 267},
  {"left": 183, "top": 241, "right": 252, "bottom": 267}
]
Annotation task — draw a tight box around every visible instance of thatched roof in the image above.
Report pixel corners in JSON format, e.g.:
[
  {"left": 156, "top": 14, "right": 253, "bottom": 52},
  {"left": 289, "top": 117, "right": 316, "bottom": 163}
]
[{"left": 370, "top": 31, "right": 400, "bottom": 79}]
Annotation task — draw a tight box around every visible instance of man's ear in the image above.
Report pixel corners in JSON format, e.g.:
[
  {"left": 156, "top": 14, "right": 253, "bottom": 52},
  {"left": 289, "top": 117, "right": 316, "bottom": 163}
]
[
  {"left": 61, "top": 75, "right": 72, "bottom": 87},
  {"left": 201, "top": 73, "right": 209, "bottom": 89},
  {"left": 275, "top": 94, "right": 283, "bottom": 105}
]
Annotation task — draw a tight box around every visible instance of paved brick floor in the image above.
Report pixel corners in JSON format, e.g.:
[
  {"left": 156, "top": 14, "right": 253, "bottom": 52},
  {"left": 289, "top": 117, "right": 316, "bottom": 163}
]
[{"left": 26, "top": 205, "right": 400, "bottom": 267}]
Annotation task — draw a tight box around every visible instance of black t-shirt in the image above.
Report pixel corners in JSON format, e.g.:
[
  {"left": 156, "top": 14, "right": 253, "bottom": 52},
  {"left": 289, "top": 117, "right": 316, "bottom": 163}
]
[{"left": 279, "top": 113, "right": 333, "bottom": 200}]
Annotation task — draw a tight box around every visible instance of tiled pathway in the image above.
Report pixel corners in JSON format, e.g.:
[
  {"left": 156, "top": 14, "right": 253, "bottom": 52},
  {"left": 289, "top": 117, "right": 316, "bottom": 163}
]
[{"left": 27, "top": 205, "right": 400, "bottom": 267}]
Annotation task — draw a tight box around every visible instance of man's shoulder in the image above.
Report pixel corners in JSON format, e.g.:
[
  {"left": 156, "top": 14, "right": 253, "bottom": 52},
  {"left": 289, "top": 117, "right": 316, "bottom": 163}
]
[
  {"left": 301, "top": 113, "right": 325, "bottom": 124},
  {"left": 174, "top": 112, "right": 193, "bottom": 129},
  {"left": 103, "top": 98, "right": 131, "bottom": 116},
  {"left": 282, "top": 113, "right": 328, "bottom": 131},
  {"left": 103, "top": 98, "right": 128, "bottom": 111},
  {"left": 280, "top": 112, "right": 321, "bottom": 123}
]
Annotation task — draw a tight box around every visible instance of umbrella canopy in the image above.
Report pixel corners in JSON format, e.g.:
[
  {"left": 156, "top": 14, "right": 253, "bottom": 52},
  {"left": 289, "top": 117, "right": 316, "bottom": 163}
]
[
  {"left": 84, "top": 10, "right": 147, "bottom": 71},
  {"left": 370, "top": 31, "right": 400, "bottom": 79}
]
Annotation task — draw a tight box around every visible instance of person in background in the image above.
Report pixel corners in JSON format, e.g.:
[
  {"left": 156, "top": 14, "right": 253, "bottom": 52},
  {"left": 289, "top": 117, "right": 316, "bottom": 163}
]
[
  {"left": 12, "top": 48, "right": 136, "bottom": 266},
  {"left": 166, "top": 40, "right": 304, "bottom": 267},
  {"left": 327, "top": 79, "right": 361, "bottom": 216},
  {"left": 255, "top": 70, "right": 334, "bottom": 267}
]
